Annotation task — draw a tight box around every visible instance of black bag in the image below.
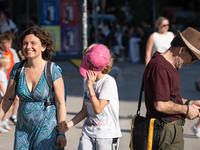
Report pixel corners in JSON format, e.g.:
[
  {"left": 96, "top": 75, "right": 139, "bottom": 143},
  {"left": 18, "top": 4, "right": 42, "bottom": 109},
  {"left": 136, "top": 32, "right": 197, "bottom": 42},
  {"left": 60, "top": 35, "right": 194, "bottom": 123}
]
[{"left": 130, "top": 83, "right": 165, "bottom": 150}]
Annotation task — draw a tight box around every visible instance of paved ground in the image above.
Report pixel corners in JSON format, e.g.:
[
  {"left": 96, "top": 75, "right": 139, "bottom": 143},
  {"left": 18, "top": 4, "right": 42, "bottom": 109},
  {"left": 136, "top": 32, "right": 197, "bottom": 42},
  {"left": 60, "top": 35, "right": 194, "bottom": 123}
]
[{"left": 1, "top": 59, "right": 200, "bottom": 150}]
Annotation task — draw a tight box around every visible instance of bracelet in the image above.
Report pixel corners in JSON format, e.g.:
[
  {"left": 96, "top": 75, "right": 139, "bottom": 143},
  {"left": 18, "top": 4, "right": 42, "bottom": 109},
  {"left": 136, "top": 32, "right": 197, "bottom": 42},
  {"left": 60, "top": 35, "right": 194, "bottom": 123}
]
[
  {"left": 185, "top": 99, "right": 191, "bottom": 106},
  {"left": 57, "top": 133, "right": 66, "bottom": 137},
  {"left": 90, "top": 95, "right": 96, "bottom": 98},
  {"left": 185, "top": 104, "right": 189, "bottom": 117}
]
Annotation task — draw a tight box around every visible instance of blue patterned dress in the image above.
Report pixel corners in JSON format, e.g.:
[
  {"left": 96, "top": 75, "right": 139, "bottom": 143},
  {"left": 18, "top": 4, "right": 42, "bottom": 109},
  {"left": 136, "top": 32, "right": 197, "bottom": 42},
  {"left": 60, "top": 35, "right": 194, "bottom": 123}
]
[{"left": 10, "top": 61, "right": 63, "bottom": 150}]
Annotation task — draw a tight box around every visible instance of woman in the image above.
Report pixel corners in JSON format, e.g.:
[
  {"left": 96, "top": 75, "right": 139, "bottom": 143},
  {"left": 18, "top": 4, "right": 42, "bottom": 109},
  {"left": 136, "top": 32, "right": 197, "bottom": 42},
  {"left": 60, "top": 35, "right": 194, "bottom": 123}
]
[
  {"left": 145, "top": 17, "right": 175, "bottom": 65},
  {"left": 0, "top": 27, "right": 66, "bottom": 149}
]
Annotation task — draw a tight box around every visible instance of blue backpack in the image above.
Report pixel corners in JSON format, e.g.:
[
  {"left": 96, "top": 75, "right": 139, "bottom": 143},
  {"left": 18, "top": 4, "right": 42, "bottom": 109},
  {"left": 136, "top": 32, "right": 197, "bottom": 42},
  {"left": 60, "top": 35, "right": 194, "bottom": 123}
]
[{"left": 13, "top": 59, "right": 67, "bottom": 105}]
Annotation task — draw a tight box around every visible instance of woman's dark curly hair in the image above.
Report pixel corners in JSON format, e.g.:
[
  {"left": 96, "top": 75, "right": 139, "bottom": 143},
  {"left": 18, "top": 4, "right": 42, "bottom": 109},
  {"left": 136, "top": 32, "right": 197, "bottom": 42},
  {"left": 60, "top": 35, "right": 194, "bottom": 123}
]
[{"left": 18, "top": 27, "right": 54, "bottom": 60}]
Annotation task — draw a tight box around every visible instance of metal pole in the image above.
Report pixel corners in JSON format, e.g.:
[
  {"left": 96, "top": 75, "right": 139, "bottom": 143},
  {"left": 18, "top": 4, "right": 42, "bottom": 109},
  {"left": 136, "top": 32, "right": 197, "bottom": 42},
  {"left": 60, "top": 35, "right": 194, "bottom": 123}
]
[{"left": 83, "top": 0, "right": 87, "bottom": 49}]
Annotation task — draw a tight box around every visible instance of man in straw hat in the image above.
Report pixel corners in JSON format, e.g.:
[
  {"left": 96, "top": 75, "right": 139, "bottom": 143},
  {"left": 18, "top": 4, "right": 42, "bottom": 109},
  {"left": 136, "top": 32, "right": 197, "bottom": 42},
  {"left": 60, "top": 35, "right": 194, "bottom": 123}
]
[{"left": 143, "top": 27, "right": 200, "bottom": 150}]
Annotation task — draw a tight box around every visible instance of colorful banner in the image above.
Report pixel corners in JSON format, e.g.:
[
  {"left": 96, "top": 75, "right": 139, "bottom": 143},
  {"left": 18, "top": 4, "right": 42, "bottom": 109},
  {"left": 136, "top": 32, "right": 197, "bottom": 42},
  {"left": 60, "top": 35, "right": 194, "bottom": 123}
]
[
  {"left": 59, "top": 1, "right": 79, "bottom": 26},
  {"left": 40, "top": 0, "right": 81, "bottom": 56},
  {"left": 40, "top": 1, "right": 60, "bottom": 25},
  {"left": 42, "top": 26, "right": 61, "bottom": 52},
  {"left": 61, "top": 26, "right": 79, "bottom": 52}
]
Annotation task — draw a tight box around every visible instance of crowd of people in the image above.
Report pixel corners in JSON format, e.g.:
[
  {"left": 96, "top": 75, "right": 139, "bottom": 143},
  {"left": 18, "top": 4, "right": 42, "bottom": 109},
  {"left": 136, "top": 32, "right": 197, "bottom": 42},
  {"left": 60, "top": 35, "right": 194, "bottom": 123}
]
[
  {"left": 89, "top": 19, "right": 146, "bottom": 64},
  {"left": 0, "top": 5, "right": 200, "bottom": 150}
]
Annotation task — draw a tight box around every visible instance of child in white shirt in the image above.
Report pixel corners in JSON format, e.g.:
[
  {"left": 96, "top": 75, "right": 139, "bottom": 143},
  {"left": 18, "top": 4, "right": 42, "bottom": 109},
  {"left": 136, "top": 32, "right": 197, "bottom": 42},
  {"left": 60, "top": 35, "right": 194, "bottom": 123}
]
[
  {"left": 58, "top": 44, "right": 122, "bottom": 150},
  {"left": 0, "top": 56, "right": 10, "bottom": 133}
]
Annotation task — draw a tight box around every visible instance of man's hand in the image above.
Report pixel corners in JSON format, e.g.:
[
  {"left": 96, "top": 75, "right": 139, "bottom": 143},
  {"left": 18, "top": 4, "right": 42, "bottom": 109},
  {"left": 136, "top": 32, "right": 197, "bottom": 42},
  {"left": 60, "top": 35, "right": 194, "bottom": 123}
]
[{"left": 186, "top": 104, "right": 200, "bottom": 120}]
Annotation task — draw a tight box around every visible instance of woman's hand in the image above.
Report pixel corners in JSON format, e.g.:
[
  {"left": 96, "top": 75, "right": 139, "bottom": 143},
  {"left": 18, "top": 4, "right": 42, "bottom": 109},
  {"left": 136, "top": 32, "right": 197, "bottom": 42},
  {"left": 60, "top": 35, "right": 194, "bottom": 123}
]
[
  {"left": 86, "top": 70, "right": 97, "bottom": 88},
  {"left": 56, "top": 135, "right": 67, "bottom": 148}
]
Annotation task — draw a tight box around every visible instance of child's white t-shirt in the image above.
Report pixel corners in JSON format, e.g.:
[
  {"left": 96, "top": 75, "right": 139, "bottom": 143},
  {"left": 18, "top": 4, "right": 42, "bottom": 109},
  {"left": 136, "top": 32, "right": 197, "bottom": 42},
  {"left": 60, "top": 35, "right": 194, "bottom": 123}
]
[
  {"left": 0, "top": 70, "right": 7, "bottom": 98},
  {"left": 82, "top": 74, "right": 122, "bottom": 138}
]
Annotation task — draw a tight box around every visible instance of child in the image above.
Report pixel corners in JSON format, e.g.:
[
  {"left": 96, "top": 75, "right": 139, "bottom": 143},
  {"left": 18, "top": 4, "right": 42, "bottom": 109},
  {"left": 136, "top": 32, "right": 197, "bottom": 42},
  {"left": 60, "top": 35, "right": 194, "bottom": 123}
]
[
  {"left": 0, "top": 56, "right": 10, "bottom": 133},
  {"left": 0, "top": 34, "right": 20, "bottom": 126},
  {"left": 59, "top": 44, "right": 122, "bottom": 150},
  {"left": 0, "top": 34, "right": 20, "bottom": 79}
]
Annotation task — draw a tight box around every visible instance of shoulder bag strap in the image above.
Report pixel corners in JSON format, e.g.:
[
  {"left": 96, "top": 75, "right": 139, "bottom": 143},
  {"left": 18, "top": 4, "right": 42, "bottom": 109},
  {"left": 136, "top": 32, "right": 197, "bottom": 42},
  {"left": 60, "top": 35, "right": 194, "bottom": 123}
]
[
  {"left": 14, "top": 59, "right": 27, "bottom": 84},
  {"left": 136, "top": 80, "right": 144, "bottom": 115},
  {"left": 45, "top": 61, "right": 54, "bottom": 105},
  {"left": 9, "top": 59, "right": 27, "bottom": 100}
]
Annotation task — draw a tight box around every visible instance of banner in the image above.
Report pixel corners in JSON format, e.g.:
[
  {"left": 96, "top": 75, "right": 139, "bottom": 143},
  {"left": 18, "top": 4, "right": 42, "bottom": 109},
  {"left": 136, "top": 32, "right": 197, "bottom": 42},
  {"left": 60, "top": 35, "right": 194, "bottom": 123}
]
[
  {"left": 40, "top": 0, "right": 81, "bottom": 57},
  {"left": 42, "top": 26, "right": 61, "bottom": 52}
]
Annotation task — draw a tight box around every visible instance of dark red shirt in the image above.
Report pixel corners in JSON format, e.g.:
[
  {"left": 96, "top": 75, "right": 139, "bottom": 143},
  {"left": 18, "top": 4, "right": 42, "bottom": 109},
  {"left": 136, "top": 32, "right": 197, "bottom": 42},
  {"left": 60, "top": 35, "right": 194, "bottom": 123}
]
[{"left": 143, "top": 52, "right": 185, "bottom": 122}]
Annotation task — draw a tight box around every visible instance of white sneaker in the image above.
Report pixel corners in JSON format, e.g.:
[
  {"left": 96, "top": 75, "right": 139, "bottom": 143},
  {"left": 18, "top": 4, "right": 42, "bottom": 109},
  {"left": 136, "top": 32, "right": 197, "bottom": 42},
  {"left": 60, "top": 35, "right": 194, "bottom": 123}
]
[
  {"left": 0, "top": 126, "right": 9, "bottom": 133},
  {"left": 191, "top": 125, "right": 200, "bottom": 138},
  {"left": 1, "top": 121, "right": 11, "bottom": 131}
]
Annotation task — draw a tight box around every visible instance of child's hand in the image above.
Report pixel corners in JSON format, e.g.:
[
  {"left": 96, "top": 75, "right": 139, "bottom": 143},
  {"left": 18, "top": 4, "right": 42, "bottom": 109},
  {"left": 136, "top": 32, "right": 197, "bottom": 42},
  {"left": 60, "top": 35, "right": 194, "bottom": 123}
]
[
  {"left": 56, "top": 122, "right": 68, "bottom": 132},
  {"left": 87, "top": 70, "right": 97, "bottom": 87}
]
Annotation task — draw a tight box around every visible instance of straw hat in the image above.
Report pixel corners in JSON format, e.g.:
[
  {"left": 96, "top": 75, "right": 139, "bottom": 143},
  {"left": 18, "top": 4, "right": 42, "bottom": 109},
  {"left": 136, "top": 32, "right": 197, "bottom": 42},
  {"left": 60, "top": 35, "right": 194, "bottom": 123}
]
[{"left": 177, "top": 27, "right": 200, "bottom": 59}]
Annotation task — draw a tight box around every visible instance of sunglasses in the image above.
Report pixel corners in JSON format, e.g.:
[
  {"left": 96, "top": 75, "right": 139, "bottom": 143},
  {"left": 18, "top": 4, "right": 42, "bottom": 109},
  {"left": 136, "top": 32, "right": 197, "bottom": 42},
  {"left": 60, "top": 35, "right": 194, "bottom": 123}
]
[
  {"left": 187, "top": 48, "right": 198, "bottom": 62},
  {"left": 161, "top": 24, "right": 170, "bottom": 28}
]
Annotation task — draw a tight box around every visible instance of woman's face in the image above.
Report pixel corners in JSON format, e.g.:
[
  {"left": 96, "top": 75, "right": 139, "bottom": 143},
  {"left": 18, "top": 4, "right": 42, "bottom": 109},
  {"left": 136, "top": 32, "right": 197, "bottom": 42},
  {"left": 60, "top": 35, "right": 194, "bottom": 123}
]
[
  {"left": 158, "top": 19, "right": 170, "bottom": 33},
  {"left": 22, "top": 34, "right": 46, "bottom": 59}
]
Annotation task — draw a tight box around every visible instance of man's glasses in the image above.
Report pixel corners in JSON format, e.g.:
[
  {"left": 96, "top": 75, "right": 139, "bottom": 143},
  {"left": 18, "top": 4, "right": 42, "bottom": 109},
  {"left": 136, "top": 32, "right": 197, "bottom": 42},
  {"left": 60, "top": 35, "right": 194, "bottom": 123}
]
[
  {"left": 187, "top": 48, "right": 198, "bottom": 62},
  {"left": 161, "top": 24, "right": 170, "bottom": 28}
]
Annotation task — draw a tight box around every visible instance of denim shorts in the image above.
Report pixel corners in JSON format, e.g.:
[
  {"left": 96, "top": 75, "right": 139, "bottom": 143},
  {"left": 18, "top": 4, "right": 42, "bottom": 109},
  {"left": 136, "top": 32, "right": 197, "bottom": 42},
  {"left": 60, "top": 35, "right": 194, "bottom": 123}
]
[{"left": 78, "top": 132, "right": 119, "bottom": 150}]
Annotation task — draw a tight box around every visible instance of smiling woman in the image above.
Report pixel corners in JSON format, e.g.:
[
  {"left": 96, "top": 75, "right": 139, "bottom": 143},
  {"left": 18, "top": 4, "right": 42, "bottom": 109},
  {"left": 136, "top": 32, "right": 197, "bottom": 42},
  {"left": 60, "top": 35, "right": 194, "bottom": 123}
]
[
  {"left": 18, "top": 28, "right": 54, "bottom": 60},
  {"left": 0, "top": 27, "right": 67, "bottom": 149},
  {"left": 21, "top": 34, "right": 46, "bottom": 60}
]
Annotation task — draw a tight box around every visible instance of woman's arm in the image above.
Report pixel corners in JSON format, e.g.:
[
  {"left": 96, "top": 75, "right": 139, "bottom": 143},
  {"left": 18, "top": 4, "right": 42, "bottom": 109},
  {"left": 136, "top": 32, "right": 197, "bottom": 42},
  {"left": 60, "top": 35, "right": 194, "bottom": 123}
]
[
  {"left": 145, "top": 34, "right": 154, "bottom": 66},
  {"left": 172, "top": 32, "right": 175, "bottom": 38},
  {"left": 53, "top": 77, "right": 67, "bottom": 148},
  {"left": 0, "top": 78, "right": 15, "bottom": 120},
  {"left": 54, "top": 77, "right": 66, "bottom": 131}
]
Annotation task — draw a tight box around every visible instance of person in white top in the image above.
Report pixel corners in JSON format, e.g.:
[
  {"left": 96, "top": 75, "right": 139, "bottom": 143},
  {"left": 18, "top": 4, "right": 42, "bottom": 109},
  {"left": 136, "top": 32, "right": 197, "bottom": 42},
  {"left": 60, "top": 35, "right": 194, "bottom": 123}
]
[
  {"left": 145, "top": 16, "right": 175, "bottom": 65},
  {"left": 57, "top": 44, "right": 122, "bottom": 150}
]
